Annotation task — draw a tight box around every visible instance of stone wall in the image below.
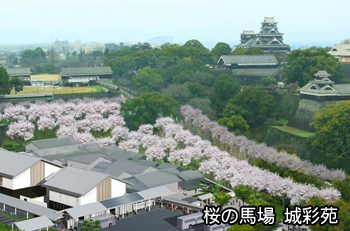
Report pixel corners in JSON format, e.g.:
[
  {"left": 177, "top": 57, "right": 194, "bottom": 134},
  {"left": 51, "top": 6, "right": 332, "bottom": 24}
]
[
  {"left": 264, "top": 126, "right": 308, "bottom": 155},
  {"left": 288, "top": 99, "right": 337, "bottom": 131},
  {"left": 275, "top": 93, "right": 299, "bottom": 120}
]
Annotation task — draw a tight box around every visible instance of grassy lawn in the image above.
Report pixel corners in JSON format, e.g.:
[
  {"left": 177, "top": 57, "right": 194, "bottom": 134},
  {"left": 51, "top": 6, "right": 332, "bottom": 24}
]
[
  {"left": 10, "top": 85, "right": 103, "bottom": 95},
  {"left": 276, "top": 119, "right": 288, "bottom": 126},
  {"left": 272, "top": 125, "right": 315, "bottom": 138},
  {"left": 2, "top": 129, "right": 56, "bottom": 151}
]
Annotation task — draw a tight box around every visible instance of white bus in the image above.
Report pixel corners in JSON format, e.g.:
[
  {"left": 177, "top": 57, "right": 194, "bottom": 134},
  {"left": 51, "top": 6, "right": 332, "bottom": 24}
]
[
  {"left": 177, "top": 212, "right": 204, "bottom": 230},
  {"left": 204, "top": 223, "right": 230, "bottom": 231},
  {"left": 77, "top": 214, "right": 116, "bottom": 230}
]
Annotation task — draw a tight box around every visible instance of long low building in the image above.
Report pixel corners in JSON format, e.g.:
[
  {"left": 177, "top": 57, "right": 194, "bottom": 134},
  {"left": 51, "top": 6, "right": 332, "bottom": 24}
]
[
  {"left": 61, "top": 67, "right": 113, "bottom": 79},
  {"left": 217, "top": 54, "right": 278, "bottom": 68},
  {"left": 6, "top": 68, "right": 32, "bottom": 81}
]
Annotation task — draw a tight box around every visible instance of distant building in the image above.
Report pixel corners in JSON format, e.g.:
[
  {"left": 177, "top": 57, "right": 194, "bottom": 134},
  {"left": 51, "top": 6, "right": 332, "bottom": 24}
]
[
  {"left": 6, "top": 67, "right": 31, "bottom": 81},
  {"left": 328, "top": 44, "right": 350, "bottom": 63},
  {"left": 104, "top": 42, "right": 129, "bottom": 52},
  {"left": 299, "top": 70, "right": 350, "bottom": 101},
  {"left": 61, "top": 67, "right": 112, "bottom": 79},
  {"left": 218, "top": 54, "right": 278, "bottom": 68},
  {"left": 61, "top": 67, "right": 113, "bottom": 86},
  {"left": 217, "top": 54, "right": 281, "bottom": 82},
  {"left": 148, "top": 37, "right": 173, "bottom": 46},
  {"left": 30, "top": 74, "right": 62, "bottom": 86},
  {"left": 54, "top": 39, "right": 70, "bottom": 55},
  {"left": 235, "top": 17, "right": 291, "bottom": 53}
]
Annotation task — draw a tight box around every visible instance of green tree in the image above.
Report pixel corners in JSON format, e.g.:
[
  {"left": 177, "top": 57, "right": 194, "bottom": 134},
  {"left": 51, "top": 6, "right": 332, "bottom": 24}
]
[
  {"left": 260, "top": 76, "right": 277, "bottom": 86},
  {"left": 212, "top": 191, "right": 232, "bottom": 206},
  {"left": 180, "top": 39, "right": 214, "bottom": 64},
  {"left": 35, "top": 47, "right": 46, "bottom": 60},
  {"left": 310, "top": 101, "right": 350, "bottom": 160},
  {"left": 160, "top": 84, "right": 190, "bottom": 104},
  {"left": 10, "top": 77, "right": 23, "bottom": 94},
  {"left": 233, "top": 185, "right": 253, "bottom": 205},
  {"left": 47, "top": 47, "right": 57, "bottom": 63},
  {"left": 247, "top": 198, "right": 268, "bottom": 207},
  {"left": 21, "top": 49, "right": 42, "bottom": 65},
  {"left": 223, "top": 86, "right": 277, "bottom": 126},
  {"left": 305, "top": 197, "right": 350, "bottom": 231},
  {"left": 227, "top": 224, "right": 255, "bottom": 231},
  {"left": 42, "top": 63, "right": 56, "bottom": 73},
  {"left": 332, "top": 175, "right": 350, "bottom": 202},
  {"left": 231, "top": 48, "right": 265, "bottom": 55},
  {"left": 214, "top": 74, "right": 240, "bottom": 102},
  {"left": 0, "top": 67, "right": 11, "bottom": 95},
  {"left": 282, "top": 48, "right": 344, "bottom": 86},
  {"left": 185, "top": 82, "right": 206, "bottom": 98},
  {"left": 212, "top": 42, "right": 232, "bottom": 57},
  {"left": 188, "top": 98, "right": 216, "bottom": 120},
  {"left": 132, "top": 67, "right": 164, "bottom": 92},
  {"left": 218, "top": 115, "right": 250, "bottom": 137},
  {"left": 0, "top": 224, "right": 11, "bottom": 231},
  {"left": 81, "top": 219, "right": 102, "bottom": 231},
  {"left": 121, "top": 92, "right": 179, "bottom": 130}
]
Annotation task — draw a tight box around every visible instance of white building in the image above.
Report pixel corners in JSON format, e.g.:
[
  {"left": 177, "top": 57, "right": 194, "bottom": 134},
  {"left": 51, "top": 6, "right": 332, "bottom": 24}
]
[
  {"left": 0, "top": 149, "right": 61, "bottom": 198},
  {"left": 42, "top": 167, "right": 126, "bottom": 210}
]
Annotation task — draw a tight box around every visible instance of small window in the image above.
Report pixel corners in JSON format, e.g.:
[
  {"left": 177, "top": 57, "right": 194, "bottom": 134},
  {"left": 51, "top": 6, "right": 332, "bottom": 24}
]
[
  {"left": 310, "top": 86, "right": 317, "bottom": 90},
  {"left": 324, "top": 87, "right": 333, "bottom": 91}
]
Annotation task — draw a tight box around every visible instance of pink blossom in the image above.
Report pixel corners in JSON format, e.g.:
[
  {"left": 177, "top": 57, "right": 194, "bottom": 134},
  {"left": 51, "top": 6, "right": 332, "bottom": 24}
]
[
  {"left": 37, "top": 117, "right": 57, "bottom": 131},
  {"left": 56, "top": 126, "right": 77, "bottom": 138},
  {"left": 6, "top": 121, "right": 35, "bottom": 142},
  {"left": 73, "top": 132, "right": 95, "bottom": 144},
  {"left": 137, "top": 124, "right": 154, "bottom": 135}
]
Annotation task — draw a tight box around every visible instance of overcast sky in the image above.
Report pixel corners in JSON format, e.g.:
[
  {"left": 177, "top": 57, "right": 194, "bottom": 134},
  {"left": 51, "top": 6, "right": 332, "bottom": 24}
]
[{"left": 1, "top": 0, "right": 349, "bottom": 47}]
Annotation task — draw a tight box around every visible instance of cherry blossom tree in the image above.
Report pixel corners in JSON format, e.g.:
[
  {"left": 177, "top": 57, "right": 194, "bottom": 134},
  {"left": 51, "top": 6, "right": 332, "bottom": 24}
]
[
  {"left": 180, "top": 105, "right": 346, "bottom": 181},
  {"left": 137, "top": 124, "right": 154, "bottom": 135},
  {"left": 37, "top": 117, "right": 57, "bottom": 133},
  {"left": 6, "top": 121, "right": 35, "bottom": 146},
  {"left": 118, "top": 139, "right": 140, "bottom": 153},
  {"left": 91, "top": 118, "right": 112, "bottom": 136},
  {"left": 3, "top": 105, "right": 27, "bottom": 122},
  {"left": 56, "top": 126, "right": 78, "bottom": 138},
  {"left": 73, "top": 132, "right": 95, "bottom": 144},
  {"left": 145, "top": 146, "right": 166, "bottom": 161},
  {"left": 96, "top": 137, "right": 115, "bottom": 147},
  {"left": 108, "top": 115, "right": 125, "bottom": 127},
  {"left": 112, "top": 126, "right": 129, "bottom": 142}
]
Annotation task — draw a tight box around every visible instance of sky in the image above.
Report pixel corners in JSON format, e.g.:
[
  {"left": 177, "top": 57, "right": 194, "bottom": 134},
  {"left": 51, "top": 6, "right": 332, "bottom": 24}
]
[{"left": 1, "top": 0, "right": 349, "bottom": 48}]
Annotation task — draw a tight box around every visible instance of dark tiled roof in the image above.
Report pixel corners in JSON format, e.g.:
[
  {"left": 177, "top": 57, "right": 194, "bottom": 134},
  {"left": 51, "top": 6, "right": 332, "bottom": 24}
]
[
  {"left": 6, "top": 68, "right": 31, "bottom": 76},
  {"left": 178, "top": 170, "right": 204, "bottom": 181},
  {"left": 61, "top": 67, "right": 113, "bottom": 76},
  {"left": 218, "top": 54, "right": 278, "bottom": 65},
  {"left": 30, "top": 137, "right": 79, "bottom": 150}
]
